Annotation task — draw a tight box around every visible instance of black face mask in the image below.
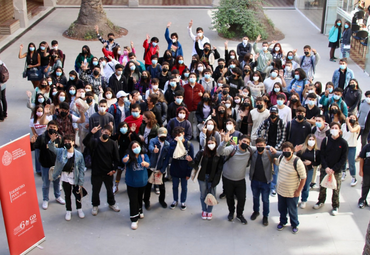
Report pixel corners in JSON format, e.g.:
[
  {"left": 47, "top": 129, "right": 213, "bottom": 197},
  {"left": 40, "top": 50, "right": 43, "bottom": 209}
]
[
  {"left": 41, "top": 84, "right": 47, "bottom": 88},
  {"left": 349, "top": 84, "right": 355, "bottom": 89},
  {"left": 60, "top": 111, "right": 68, "bottom": 118},
  {"left": 270, "top": 114, "right": 277, "bottom": 119},
  {"left": 283, "top": 151, "right": 291, "bottom": 158},
  {"left": 257, "top": 147, "right": 265, "bottom": 153},
  {"left": 108, "top": 38, "right": 114, "bottom": 42},
  {"left": 240, "top": 143, "right": 249, "bottom": 150},
  {"left": 222, "top": 90, "right": 228, "bottom": 95},
  {"left": 264, "top": 99, "right": 269, "bottom": 103},
  {"left": 102, "top": 134, "right": 109, "bottom": 140},
  {"left": 219, "top": 110, "right": 225, "bottom": 114},
  {"left": 231, "top": 74, "right": 237, "bottom": 79},
  {"left": 204, "top": 48, "right": 210, "bottom": 52},
  {"left": 192, "top": 60, "right": 197, "bottom": 64},
  {"left": 93, "top": 70, "right": 99, "bottom": 76},
  {"left": 290, "top": 99, "right": 298, "bottom": 104},
  {"left": 159, "top": 136, "right": 166, "bottom": 142},
  {"left": 166, "top": 54, "right": 171, "bottom": 58},
  {"left": 297, "top": 115, "right": 304, "bottom": 121},
  {"left": 65, "top": 143, "right": 72, "bottom": 150},
  {"left": 349, "top": 119, "right": 356, "bottom": 124},
  {"left": 331, "top": 109, "right": 339, "bottom": 115},
  {"left": 219, "top": 64, "right": 224, "bottom": 69},
  {"left": 304, "top": 51, "right": 309, "bottom": 56},
  {"left": 203, "top": 97, "right": 210, "bottom": 102},
  {"left": 162, "top": 68, "right": 169, "bottom": 72},
  {"left": 83, "top": 50, "right": 88, "bottom": 54},
  {"left": 48, "top": 129, "right": 57, "bottom": 135},
  {"left": 86, "top": 98, "right": 93, "bottom": 104},
  {"left": 243, "top": 103, "right": 250, "bottom": 108},
  {"left": 256, "top": 104, "right": 263, "bottom": 110}
]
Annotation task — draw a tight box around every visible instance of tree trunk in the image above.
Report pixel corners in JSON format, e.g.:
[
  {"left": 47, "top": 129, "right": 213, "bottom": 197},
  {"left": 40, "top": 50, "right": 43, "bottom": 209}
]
[{"left": 64, "top": 0, "right": 127, "bottom": 40}]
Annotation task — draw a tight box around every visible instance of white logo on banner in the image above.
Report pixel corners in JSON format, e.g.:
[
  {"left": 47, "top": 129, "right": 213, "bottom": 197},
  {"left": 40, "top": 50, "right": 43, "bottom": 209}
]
[{"left": 2, "top": 150, "right": 12, "bottom": 166}]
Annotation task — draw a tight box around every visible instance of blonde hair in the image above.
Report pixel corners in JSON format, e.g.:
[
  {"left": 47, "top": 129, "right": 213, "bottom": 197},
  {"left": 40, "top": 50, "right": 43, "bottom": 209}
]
[{"left": 300, "top": 134, "right": 319, "bottom": 154}]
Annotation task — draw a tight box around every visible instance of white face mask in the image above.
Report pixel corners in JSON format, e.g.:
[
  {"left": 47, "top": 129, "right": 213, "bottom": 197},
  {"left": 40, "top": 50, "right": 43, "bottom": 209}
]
[
  {"left": 366, "top": 97, "right": 370, "bottom": 104},
  {"left": 197, "top": 67, "right": 204, "bottom": 72},
  {"left": 225, "top": 103, "right": 231, "bottom": 109},
  {"left": 253, "top": 76, "right": 259, "bottom": 81},
  {"left": 137, "top": 95, "right": 142, "bottom": 101},
  {"left": 152, "top": 85, "right": 158, "bottom": 90},
  {"left": 98, "top": 107, "right": 106, "bottom": 113},
  {"left": 226, "top": 124, "right": 233, "bottom": 131},
  {"left": 85, "top": 89, "right": 91, "bottom": 92},
  {"left": 230, "top": 55, "right": 235, "bottom": 59},
  {"left": 207, "top": 124, "right": 214, "bottom": 131},
  {"left": 178, "top": 113, "right": 186, "bottom": 119},
  {"left": 235, "top": 99, "right": 241, "bottom": 104},
  {"left": 275, "top": 47, "right": 280, "bottom": 52},
  {"left": 243, "top": 40, "right": 248, "bottom": 44},
  {"left": 106, "top": 94, "right": 112, "bottom": 99},
  {"left": 262, "top": 47, "right": 268, "bottom": 51},
  {"left": 307, "top": 140, "right": 315, "bottom": 147},
  {"left": 197, "top": 32, "right": 203, "bottom": 37},
  {"left": 207, "top": 143, "right": 216, "bottom": 150},
  {"left": 172, "top": 38, "right": 177, "bottom": 43},
  {"left": 330, "top": 129, "right": 339, "bottom": 137},
  {"left": 36, "top": 112, "right": 43, "bottom": 117}
]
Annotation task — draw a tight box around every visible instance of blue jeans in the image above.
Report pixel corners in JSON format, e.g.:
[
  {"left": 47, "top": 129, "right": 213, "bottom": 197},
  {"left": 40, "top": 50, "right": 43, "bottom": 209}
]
[
  {"left": 251, "top": 180, "right": 270, "bottom": 217},
  {"left": 172, "top": 177, "right": 188, "bottom": 203},
  {"left": 348, "top": 147, "right": 357, "bottom": 177},
  {"left": 34, "top": 149, "right": 41, "bottom": 174},
  {"left": 41, "top": 166, "right": 60, "bottom": 201},
  {"left": 301, "top": 169, "right": 313, "bottom": 202},
  {"left": 270, "top": 164, "right": 279, "bottom": 190},
  {"left": 198, "top": 174, "right": 216, "bottom": 213},
  {"left": 278, "top": 195, "right": 299, "bottom": 227}
]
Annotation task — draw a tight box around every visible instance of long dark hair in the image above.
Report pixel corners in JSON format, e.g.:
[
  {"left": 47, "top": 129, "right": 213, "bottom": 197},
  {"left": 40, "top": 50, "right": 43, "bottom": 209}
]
[
  {"left": 82, "top": 45, "right": 92, "bottom": 57},
  {"left": 203, "top": 136, "right": 217, "bottom": 157},
  {"left": 127, "top": 141, "right": 142, "bottom": 164},
  {"left": 32, "top": 104, "right": 44, "bottom": 123}
]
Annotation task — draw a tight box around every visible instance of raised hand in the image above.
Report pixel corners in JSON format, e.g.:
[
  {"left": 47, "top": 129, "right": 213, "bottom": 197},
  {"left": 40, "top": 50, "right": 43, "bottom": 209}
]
[
  {"left": 95, "top": 25, "right": 99, "bottom": 34},
  {"left": 224, "top": 132, "right": 231, "bottom": 142},
  {"left": 256, "top": 34, "right": 261, "bottom": 42},
  {"left": 26, "top": 91, "right": 32, "bottom": 98},
  {"left": 122, "top": 155, "right": 129, "bottom": 163},
  {"left": 202, "top": 126, "right": 207, "bottom": 134},
  {"left": 20, "top": 44, "right": 23, "bottom": 50},
  {"left": 189, "top": 20, "right": 193, "bottom": 28},
  {"left": 91, "top": 125, "right": 102, "bottom": 134},
  {"left": 312, "top": 49, "right": 317, "bottom": 54},
  {"left": 153, "top": 145, "right": 159, "bottom": 153},
  {"left": 146, "top": 34, "right": 150, "bottom": 41},
  {"left": 130, "top": 123, "right": 137, "bottom": 132},
  {"left": 44, "top": 104, "right": 51, "bottom": 115},
  {"left": 269, "top": 146, "right": 277, "bottom": 154},
  {"left": 30, "top": 135, "right": 37, "bottom": 143},
  {"left": 130, "top": 41, "right": 134, "bottom": 48},
  {"left": 167, "top": 22, "right": 172, "bottom": 28},
  {"left": 50, "top": 132, "right": 58, "bottom": 142}
]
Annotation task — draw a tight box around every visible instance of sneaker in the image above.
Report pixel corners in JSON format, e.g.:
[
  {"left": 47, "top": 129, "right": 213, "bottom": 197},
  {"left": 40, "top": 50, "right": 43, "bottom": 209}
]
[
  {"left": 330, "top": 58, "right": 336, "bottom": 62},
  {"left": 109, "top": 204, "right": 120, "bottom": 212},
  {"left": 341, "top": 172, "right": 346, "bottom": 181},
  {"left": 292, "top": 226, "right": 299, "bottom": 234},
  {"left": 236, "top": 215, "right": 247, "bottom": 225},
  {"left": 159, "top": 201, "right": 167, "bottom": 208},
  {"left": 42, "top": 201, "right": 48, "bottom": 210},
  {"left": 144, "top": 201, "right": 151, "bottom": 210},
  {"left": 77, "top": 209, "right": 85, "bottom": 219},
  {"left": 271, "top": 189, "right": 277, "bottom": 197},
  {"left": 228, "top": 212, "right": 234, "bottom": 222},
  {"left": 277, "top": 223, "right": 286, "bottom": 231},
  {"left": 250, "top": 211, "right": 260, "bottom": 221},
  {"left": 309, "top": 183, "right": 316, "bottom": 189},
  {"left": 36, "top": 172, "right": 42, "bottom": 177},
  {"left": 65, "top": 211, "right": 71, "bottom": 221},
  {"left": 180, "top": 203, "right": 187, "bottom": 211},
  {"left": 155, "top": 188, "right": 160, "bottom": 195},
  {"left": 219, "top": 193, "right": 226, "bottom": 199},
  {"left": 351, "top": 178, "right": 358, "bottom": 187},
  {"left": 139, "top": 213, "right": 144, "bottom": 219},
  {"left": 113, "top": 185, "right": 119, "bottom": 194},
  {"left": 202, "top": 211, "right": 207, "bottom": 220},
  {"left": 300, "top": 202, "right": 306, "bottom": 209},
  {"left": 262, "top": 216, "right": 268, "bottom": 226},
  {"left": 207, "top": 213, "right": 213, "bottom": 220},
  {"left": 131, "top": 221, "right": 138, "bottom": 230},
  {"left": 313, "top": 202, "right": 324, "bottom": 209},
  {"left": 170, "top": 201, "right": 178, "bottom": 210},
  {"left": 331, "top": 208, "right": 338, "bottom": 216},
  {"left": 92, "top": 206, "right": 99, "bottom": 216},
  {"left": 56, "top": 196, "right": 66, "bottom": 205},
  {"left": 359, "top": 202, "right": 365, "bottom": 209}
]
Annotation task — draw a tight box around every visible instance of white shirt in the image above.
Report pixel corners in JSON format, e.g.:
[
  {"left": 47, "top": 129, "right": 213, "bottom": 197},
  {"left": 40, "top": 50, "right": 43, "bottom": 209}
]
[
  {"left": 276, "top": 105, "right": 292, "bottom": 126},
  {"left": 264, "top": 77, "right": 282, "bottom": 94},
  {"left": 61, "top": 152, "right": 75, "bottom": 185},
  {"left": 187, "top": 26, "right": 210, "bottom": 55},
  {"left": 250, "top": 108, "right": 270, "bottom": 142},
  {"left": 30, "top": 115, "right": 52, "bottom": 135}
]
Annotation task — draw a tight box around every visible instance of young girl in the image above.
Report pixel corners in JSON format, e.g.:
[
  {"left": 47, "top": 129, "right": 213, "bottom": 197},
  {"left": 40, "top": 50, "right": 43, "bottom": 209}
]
[
  {"left": 328, "top": 19, "right": 342, "bottom": 62},
  {"left": 247, "top": 71, "right": 265, "bottom": 101},
  {"left": 138, "top": 111, "right": 159, "bottom": 150},
  {"left": 237, "top": 97, "right": 253, "bottom": 134},
  {"left": 123, "top": 141, "right": 150, "bottom": 230},
  {"left": 199, "top": 119, "right": 221, "bottom": 149}
]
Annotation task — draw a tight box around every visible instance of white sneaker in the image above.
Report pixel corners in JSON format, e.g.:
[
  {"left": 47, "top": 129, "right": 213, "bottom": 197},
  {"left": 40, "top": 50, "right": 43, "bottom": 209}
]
[
  {"left": 131, "top": 221, "right": 138, "bottom": 230},
  {"left": 77, "top": 209, "right": 85, "bottom": 219},
  {"left": 113, "top": 185, "right": 118, "bottom": 194},
  {"left": 351, "top": 178, "right": 358, "bottom": 187},
  {"left": 313, "top": 202, "right": 324, "bottom": 209},
  {"left": 139, "top": 213, "right": 144, "bottom": 219},
  {"left": 92, "top": 206, "right": 99, "bottom": 216},
  {"left": 300, "top": 202, "right": 306, "bottom": 209},
  {"left": 65, "top": 211, "right": 71, "bottom": 221},
  {"left": 42, "top": 201, "right": 48, "bottom": 210},
  {"left": 331, "top": 208, "right": 339, "bottom": 216},
  {"left": 56, "top": 197, "right": 66, "bottom": 205},
  {"left": 155, "top": 188, "right": 160, "bottom": 195},
  {"left": 341, "top": 172, "right": 346, "bottom": 181},
  {"left": 109, "top": 204, "right": 120, "bottom": 212}
]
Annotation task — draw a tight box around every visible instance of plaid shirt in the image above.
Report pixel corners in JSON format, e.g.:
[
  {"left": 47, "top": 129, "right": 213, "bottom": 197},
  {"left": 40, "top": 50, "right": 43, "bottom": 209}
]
[
  {"left": 256, "top": 117, "right": 286, "bottom": 150},
  {"left": 97, "top": 34, "right": 120, "bottom": 51}
]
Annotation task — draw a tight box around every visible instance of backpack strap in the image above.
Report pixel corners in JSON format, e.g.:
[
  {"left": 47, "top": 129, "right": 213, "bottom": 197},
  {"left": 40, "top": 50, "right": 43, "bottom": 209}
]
[
  {"left": 94, "top": 103, "right": 99, "bottom": 113},
  {"left": 113, "top": 103, "right": 117, "bottom": 115},
  {"left": 279, "top": 155, "right": 300, "bottom": 179},
  {"left": 224, "top": 145, "right": 237, "bottom": 163}
]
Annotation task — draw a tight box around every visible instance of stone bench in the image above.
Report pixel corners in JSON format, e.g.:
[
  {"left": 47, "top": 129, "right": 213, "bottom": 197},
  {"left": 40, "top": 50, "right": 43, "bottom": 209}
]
[{"left": 0, "top": 19, "right": 20, "bottom": 35}]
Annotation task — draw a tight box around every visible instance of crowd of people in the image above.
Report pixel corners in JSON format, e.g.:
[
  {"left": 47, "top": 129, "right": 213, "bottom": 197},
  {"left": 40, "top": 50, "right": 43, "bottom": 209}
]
[{"left": 8, "top": 19, "right": 370, "bottom": 232}]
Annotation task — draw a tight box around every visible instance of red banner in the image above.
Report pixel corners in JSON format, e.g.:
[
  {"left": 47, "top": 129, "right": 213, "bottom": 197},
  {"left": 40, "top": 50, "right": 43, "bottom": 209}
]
[{"left": 0, "top": 135, "right": 45, "bottom": 255}]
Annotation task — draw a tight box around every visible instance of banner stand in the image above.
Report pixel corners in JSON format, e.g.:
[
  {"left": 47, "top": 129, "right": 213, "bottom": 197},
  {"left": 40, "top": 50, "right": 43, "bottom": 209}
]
[{"left": 20, "top": 237, "right": 45, "bottom": 255}]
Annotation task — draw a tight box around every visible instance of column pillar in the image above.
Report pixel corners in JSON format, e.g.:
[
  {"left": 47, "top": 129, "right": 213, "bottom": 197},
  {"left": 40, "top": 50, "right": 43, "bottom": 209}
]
[
  {"left": 13, "top": 0, "right": 28, "bottom": 28},
  {"left": 128, "top": 0, "right": 139, "bottom": 7}
]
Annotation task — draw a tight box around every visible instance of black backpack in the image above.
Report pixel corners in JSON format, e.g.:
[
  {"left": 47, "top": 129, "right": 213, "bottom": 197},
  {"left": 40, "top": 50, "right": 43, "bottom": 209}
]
[{"left": 278, "top": 156, "right": 300, "bottom": 178}]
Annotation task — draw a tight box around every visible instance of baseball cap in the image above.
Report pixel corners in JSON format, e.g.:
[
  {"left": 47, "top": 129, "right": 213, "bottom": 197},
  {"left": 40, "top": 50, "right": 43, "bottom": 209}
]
[
  {"left": 116, "top": 91, "right": 129, "bottom": 98},
  {"left": 158, "top": 127, "right": 168, "bottom": 137},
  {"left": 270, "top": 106, "right": 279, "bottom": 114}
]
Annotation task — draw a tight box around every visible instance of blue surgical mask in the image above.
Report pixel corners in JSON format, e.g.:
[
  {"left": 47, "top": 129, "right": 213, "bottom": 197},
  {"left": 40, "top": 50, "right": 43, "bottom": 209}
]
[
  {"left": 130, "top": 65, "right": 136, "bottom": 71},
  {"left": 184, "top": 73, "right": 190, "bottom": 78},
  {"left": 120, "top": 127, "right": 128, "bottom": 134},
  {"left": 316, "top": 122, "right": 322, "bottom": 128},
  {"left": 294, "top": 74, "right": 300, "bottom": 80},
  {"left": 93, "top": 61, "right": 98, "bottom": 66},
  {"left": 132, "top": 112, "right": 140, "bottom": 118},
  {"left": 40, "top": 46, "right": 46, "bottom": 50},
  {"left": 152, "top": 42, "right": 158, "bottom": 47},
  {"left": 133, "top": 146, "right": 141, "bottom": 154},
  {"left": 337, "top": 22, "right": 341, "bottom": 26},
  {"left": 178, "top": 60, "right": 184, "bottom": 64},
  {"left": 29, "top": 47, "right": 35, "bottom": 51},
  {"left": 38, "top": 98, "right": 45, "bottom": 103},
  {"left": 287, "top": 56, "right": 293, "bottom": 60},
  {"left": 69, "top": 76, "right": 75, "bottom": 81},
  {"left": 277, "top": 100, "right": 284, "bottom": 106},
  {"left": 308, "top": 100, "right": 315, "bottom": 106},
  {"left": 344, "top": 24, "right": 349, "bottom": 29},
  {"left": 52, "top": 91, "right": 57, "bottom": 96},
  {"left": 333, "top": 95, "right": 341, "bottom": 101},
  {"left": 328, "top": 88, "right": 333, "bottom": 93},
  {"left": 189, "top": 78, "right": 196, "bottom": 83},
  {"left": 175, "top": 98, "right": 183, "bottom": 104},
  {"left": 170, "top": 81, "right": 176, "bottom": 87},
  {"left": 271, "top": 72, "right": 278, "bottom": 78},
  {"left": 229, "top": 64, "right": 236, "bottom": 69},
  {"left": 48, "top": 81, "right": 53, "bottom": 86},
  {"left": 274, "top": 88, "right": 280, "bottom": 93},
  {"left": 152, "top": 60, "right": 158, "bottom": 65},
  {"left": 204, "top": 74, "right": 211, "bottom": 79},
  {"left": 339, "top": 64, "right": 346, "bottom": 70},
  {"left": 59, "top": 96, "right": 65, "bottom": 102},
  {"left": 56, "top": 72, "right": 62, "bottom": 77},
  {"left": 69, "top": 90, "right": 76, "bottom": 95}
]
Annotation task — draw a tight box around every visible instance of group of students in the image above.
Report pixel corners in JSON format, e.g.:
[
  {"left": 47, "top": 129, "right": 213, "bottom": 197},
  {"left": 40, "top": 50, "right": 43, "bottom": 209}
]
[{"left": 21, "top": 20, "right": 370, "bottom": 232}]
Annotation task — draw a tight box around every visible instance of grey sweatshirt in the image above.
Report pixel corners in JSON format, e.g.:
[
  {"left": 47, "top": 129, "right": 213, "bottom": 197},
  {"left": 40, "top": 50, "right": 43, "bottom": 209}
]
[
  {"left": 358, "top": 100, "right": 370, "bottom": 129},
  {"left": 217, "top": 141, "right": 251, "bottom": 181}
]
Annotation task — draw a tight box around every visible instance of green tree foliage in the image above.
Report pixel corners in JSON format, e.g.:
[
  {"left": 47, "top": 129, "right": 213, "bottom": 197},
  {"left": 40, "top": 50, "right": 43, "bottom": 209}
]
[{"left": 212, "top": 0, "right": 270, "bottom": 40}]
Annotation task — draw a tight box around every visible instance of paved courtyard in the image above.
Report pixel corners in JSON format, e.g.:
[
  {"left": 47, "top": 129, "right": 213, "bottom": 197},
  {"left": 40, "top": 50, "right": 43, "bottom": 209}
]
[{"left": 0, "top": 7, "right": 369, "bottom": 255}]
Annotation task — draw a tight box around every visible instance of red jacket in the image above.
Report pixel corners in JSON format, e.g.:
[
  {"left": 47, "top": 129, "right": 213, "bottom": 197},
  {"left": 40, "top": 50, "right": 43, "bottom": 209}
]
[
  {"left": 102, "top": 48, "right": 115, "bottom": 61},
  {"left": 143, "top": 40, "right": 159, "bottom": 66},
  {"left": 183, "top": 83, "right": 205, "bottom": 112}
]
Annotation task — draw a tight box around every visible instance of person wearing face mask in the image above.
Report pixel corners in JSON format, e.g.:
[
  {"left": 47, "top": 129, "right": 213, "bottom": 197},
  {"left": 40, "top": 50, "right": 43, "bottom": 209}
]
[
  {"left": 276, "top": 142, "right": 306, "bottom": 234},
  {"left": 304, "top": 93, "right": 320, "bottom": 125},
  {"left": 285, "top": 52, "right": 300, "bottom": 70},
  {"left": 75, "top": 45, "right": 94, "bottom": 73},
  {"left": 320, "top": 87, "right": 348, "bottom": 117},
  {"left": 270, "top": 43, "right": 283, "bottom": 61},
  {"left": 285, "top": 107, "right": 312, "bottom": 147},
  {"left": 100, "top": 88, "right": 117, "bottom": 108},
  {"left": 292, "top": 45, "right": 320, "bottom": 81},
  {"left": 253, "top": 35, "right": 273, "bottom": 80},
  {"left": 50, "top": 67, "right": 67, "bottom": 91},
  {"left": 88, "top": 67, "right": 107, "bottom": 96},
  {"left": 237, "top": 37, "right": 252, "bottom": 61},
  {"left": 188, "top": 20, "right": 210, "bottom": 55},
  {"left": 212, "top": 58, "right": 226, "bottom": 83},
  {"left": 30, "top": 120, "right": 65, "bottom": 210},
  {"left": 108, "top": 91, "right": 131, "bottom": 135},
  {"left": 226, "top": 67, "right": 244, "bottom": 97},
  {"left": 171, "top": 56, "right": 188, "bottom": 75},
  {"left": 157, "top": 62, "right": 172, "bottom": 90},
  {"left": 199, "top": 69, "right": 216, "bottom": 92},
  {"left": 282, "top": 60, "right": 295, "bottom": 92},
  {"left": 246, "top": 71, "right": 265, "bottom": 100},
  {"left": 165, "top": 22, "right": 184, "bottom": 58},
  {"left": 167, "top": 91, "right": 187, "bottom": 123},
  {"left": 328, "top": 19, "right": 342, "bottom": 62},
  {"left": 46, "top": 50, "right": 63, "bottom": 77},
  {"left": 66, "top": 70, "right": 84, "bottom": 91},
  {"left": 187, "top": 137, "right": 223, "bottom": 220},
  {"left": 264, "top": 68, "right": 282, "bottom": 94},
  {"left": 147, "top": 55, "right": 162, "bottom": 81},
  {"left": 95, "top": 25, "right": 120, "bottom": 51},
  {"left": 143, "top": 35, "right": 160, "bottom": 68},
  {"left": 124, "top": 104, "right": 143, "bottom": 134},
  {"left": 199, "top": 119, "right": 221, "bottom": 148},
  {"left": 195, "top": 40, "right": 220, "bottom": 70},
  {"left": 249, "top": 138, "right": 280, "bottom": 226},
  {"left": 217, "top": 133, "right": 252, "bottom": 224},
  {"left": 275, "top": 94, "right": 291, "bottom": 126},
  {"left": 313, "top": 122, "right": 348, "bottom": 216},
  {"left": 332, "top": 59, "right": 355, "bottom": 90},
  {"left": 343, "top": 78, "right": 362, "bottom": 115},
  {"left": 83, "top": 124, "right": 120, "bottom": 216},
  {"left": 108, "top": 64, "right": 128, "bottom": 95},
  {"left": 166, "top": 107, "right": 192, "bottom": 143},
  {"left": 247, "top": 97, "right": 270, "bottom": 144},
  {"left": 196, "top": 91, "right": 213, "bottom": 129},
  {"left": 325, "top": 103, "right": 346, "bottom": 125},
  {"left": 287, "top": 68, "right": 309, "bottom": 101},
  {"left": 164, "top": 75, "right": 182, "bottom": 103},
  {"left": 48, "top": 134, "right": 85, "bottom": 221},
  {"left": 269, "top": 82, "right": 287, "bottom": 106},
  {"left": 358, "top": 91, "right": 370, "bottom": 149},
  {"left": 340, "top": 21, "right": 352, "bottom": 59},
  {"left": 77, "top": 91, "right": 97, "bottom": 153},
  {"left": 38, "top": 41, "right": 50, "bottom": 78},
  {"left": 88, "top": 99, "right": 114, "bottom": 138},
  {"left": 19, "top": 42, "right": 42, "bottom": 88},
  {"left": 48, "top": 40, "right": 64, "bottom": 64},
  {"left": 159, "top": 50, "right": 175, "bottom": 70},
  {"left": 28, "top": 78, "right": 51, "bottom": 108}
]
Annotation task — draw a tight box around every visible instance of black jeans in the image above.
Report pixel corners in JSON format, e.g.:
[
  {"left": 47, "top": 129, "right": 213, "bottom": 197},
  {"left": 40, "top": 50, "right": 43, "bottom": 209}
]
[
  {"left": 222, "top": 176, "right": 246, "bottom": 216},
  {"left": 361, "top": 128, "right": 370, "bottom": 150},
  {"left": 91, "top": 174, "right": 115, "bottom": 207},
  {"left": 360, "top": 174, "right": 370, "bottom": 204},
  {"left": 0, "top": 88, "right": 7, "bottom": 119},
  {"left": 62, "top": 181, "right": 81, "bottom": 211},
  {"left": 127, "top": 185, "right": 145, "bottom": 222},
  {"left": 143, "top": 169, "right": 166, "bottom": 204}
]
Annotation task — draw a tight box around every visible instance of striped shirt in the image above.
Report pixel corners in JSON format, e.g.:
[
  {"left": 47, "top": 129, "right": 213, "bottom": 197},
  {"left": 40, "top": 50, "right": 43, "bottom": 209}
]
[{"left": 277, "top": 155, "right": 306, "bottom": 198}]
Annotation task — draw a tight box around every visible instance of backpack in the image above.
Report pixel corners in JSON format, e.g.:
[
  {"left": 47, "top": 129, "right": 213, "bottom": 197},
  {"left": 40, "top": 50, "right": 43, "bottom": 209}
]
[
  {"left": 0, "top": 63, "right": 9, "bottom": 83},
  {"left": 278, "top": 156, "right": 300, "bottom": 178},
  {"left": 224, "top": 145, "right": 253, "bottom": 167},
  {"left": 143, "top": 44, "right": 151, "bottom": 60},
  {"left": 300, "top": 55, "right": 315, "bottom": 74}
]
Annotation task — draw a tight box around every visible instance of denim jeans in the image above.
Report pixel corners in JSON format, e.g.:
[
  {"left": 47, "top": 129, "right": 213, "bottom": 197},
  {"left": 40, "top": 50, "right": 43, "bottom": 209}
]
[
  {"left": 301, "top": 169, "right": 313, "bottom": 202},
  {"left": 198, "top": 174, "right": 216, "bottom": 213},
  {"left": 41, "top": 166, "right": 60, "bottom": 201},
  {"left": 278, "top": 195, "right": 299, "bottom": 227},
  {"left": 172, "top": 177, "right": 188, "bottom": 203},
  {"left": 270, "top": 164, "right": 279, "bottom": 190},
  {"left": 34, "top": 149, "right": 41, "bottom": 174},
  {"left": 251, "top": 180, "right": 270, "bottom": 217},
  {"left": 347, "top": 147, "right": 357, "bottom": 177}
]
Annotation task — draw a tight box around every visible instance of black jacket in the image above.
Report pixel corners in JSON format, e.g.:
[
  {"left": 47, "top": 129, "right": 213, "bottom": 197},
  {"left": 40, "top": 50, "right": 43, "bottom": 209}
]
[
  {"left": 167, "top": 101, "right": 186, "bottom": 122},
  {"left": 164, "top": 84, "right": 184, "bottom": 105},
  {"left": 108, "top": 74, "right": 128, "bottom": 94},
  {"left": 320, "top": 135, "right": 348, "bottom": 172},
  {"left": 31, "top": 131, "right": 63, "bottom": 168}
]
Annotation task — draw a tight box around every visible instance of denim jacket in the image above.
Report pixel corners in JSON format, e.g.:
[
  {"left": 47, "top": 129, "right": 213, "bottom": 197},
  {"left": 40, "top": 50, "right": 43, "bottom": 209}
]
[
  {"left": 148, "top": 137, "right": 170, "bottom": 173},
  {"left": 48, "top": 142, "right": 85, "bottom": 186},
  {"left": 108, "top": 101, "right": 131, "bottom": 134}
]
